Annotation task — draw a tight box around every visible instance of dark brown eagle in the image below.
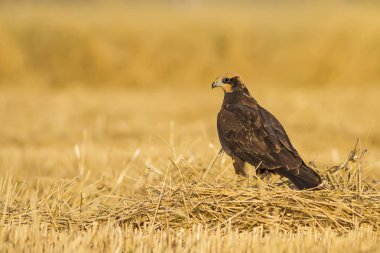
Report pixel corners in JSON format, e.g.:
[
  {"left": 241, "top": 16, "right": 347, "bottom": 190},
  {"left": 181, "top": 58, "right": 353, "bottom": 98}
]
[{"left": 212, "top": 73, "right": 322, "bottom": 189}]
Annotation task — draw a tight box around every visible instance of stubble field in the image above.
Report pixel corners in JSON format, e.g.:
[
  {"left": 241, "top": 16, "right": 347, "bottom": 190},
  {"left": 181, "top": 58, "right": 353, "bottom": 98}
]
[{"left": 0, "top": 2, "right": 380, "bottom": 252}]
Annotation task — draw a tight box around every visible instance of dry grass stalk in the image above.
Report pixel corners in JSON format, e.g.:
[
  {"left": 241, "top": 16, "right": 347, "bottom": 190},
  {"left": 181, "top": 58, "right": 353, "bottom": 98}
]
[{"left": 0, "top": 142, "right": 378, "bottom": 234}]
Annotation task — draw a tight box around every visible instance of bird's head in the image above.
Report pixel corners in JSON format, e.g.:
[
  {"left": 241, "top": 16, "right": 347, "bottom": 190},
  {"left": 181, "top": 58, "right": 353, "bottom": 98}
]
[{"left": 211, "top": 73, "right": 249, "bottom": 95}]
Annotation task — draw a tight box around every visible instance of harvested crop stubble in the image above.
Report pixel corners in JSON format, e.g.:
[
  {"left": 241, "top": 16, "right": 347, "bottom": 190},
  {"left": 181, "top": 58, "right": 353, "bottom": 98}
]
[{"left": 0, "top": 144, "right": 379, "bottom": 233}]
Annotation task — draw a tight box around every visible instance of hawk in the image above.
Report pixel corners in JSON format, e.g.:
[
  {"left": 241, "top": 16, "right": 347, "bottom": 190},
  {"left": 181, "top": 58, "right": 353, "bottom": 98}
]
[{"left": 212, "top": 74, "right": 322, "bottom": 189}]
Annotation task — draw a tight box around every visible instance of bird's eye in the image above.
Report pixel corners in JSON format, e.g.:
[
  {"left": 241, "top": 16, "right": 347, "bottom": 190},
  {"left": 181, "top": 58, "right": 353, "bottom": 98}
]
[{"left": 222, "top": 78, "right": 230, "bottom": 83}]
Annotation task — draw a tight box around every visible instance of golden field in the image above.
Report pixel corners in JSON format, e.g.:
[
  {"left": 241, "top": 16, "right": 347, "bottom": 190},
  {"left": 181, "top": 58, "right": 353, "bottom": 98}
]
[{"left": 0, "top": 2, "right": 380, "bottom": 252}]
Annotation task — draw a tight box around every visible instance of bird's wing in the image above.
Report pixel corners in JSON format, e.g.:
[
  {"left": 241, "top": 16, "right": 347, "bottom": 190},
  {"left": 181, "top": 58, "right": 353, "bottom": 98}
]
[
  {"left": 217, "top": 104, "right": 302, "bottom": 170},
  {"left": 258, "top": 106, "right": 299, "bottom": 154}
]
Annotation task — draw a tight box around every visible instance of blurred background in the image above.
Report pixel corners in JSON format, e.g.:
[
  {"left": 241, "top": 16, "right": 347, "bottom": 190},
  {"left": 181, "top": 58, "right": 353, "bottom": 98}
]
[{"left": 0, "top": 0, "right": 379, "bottom": 185}]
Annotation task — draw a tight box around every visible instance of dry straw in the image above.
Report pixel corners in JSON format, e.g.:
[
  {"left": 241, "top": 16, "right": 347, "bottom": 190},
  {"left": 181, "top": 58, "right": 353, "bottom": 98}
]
[
  {"left": 116, "top": 141, "right": 379, "bottom": 232},
  {"left": 0, "top": 141, "right": 379, "bottom": 233}
]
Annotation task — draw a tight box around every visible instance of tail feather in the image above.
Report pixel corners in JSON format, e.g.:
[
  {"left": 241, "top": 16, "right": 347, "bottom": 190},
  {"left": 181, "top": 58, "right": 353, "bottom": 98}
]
[{"left": 277, "top": 163, "right": 322, "bottom": 190}]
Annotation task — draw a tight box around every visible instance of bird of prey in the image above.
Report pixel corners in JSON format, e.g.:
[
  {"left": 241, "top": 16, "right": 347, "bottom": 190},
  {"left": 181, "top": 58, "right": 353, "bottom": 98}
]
[{"left": 211, "top": 73, "right": 322, "bottom": 189}]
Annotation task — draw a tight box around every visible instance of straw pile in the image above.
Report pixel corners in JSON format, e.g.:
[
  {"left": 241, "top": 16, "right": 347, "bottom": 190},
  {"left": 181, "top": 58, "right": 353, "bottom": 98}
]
[
  {"left": 1, "top": 143, "right": 379, "bottom": 233},
  {"left": 108, "top": 142, "right": 378, "bottom": 232}
]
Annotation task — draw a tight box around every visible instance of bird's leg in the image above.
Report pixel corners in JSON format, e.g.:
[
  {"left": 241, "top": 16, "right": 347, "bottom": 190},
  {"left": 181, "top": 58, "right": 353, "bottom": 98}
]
[
  {"left": 256, "top": 167, "right": 271, "bottom": 182},
  {"left": 259, "top": 170, "right": 271, "bottom": 181},
  {"left": 232, "top": 156, "right": 247, "bottom": 177}
]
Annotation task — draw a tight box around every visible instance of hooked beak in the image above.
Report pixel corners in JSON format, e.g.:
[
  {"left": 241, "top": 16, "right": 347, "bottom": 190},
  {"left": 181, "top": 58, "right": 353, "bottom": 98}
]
[{"left": 211, "top": 79, "right": 223, "bottom": 89}]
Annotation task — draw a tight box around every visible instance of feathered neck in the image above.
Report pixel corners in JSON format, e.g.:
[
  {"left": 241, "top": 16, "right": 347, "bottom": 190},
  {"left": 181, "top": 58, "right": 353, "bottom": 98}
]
[{"left": 222, "top": 90, "right": 258, "bottom": 108}]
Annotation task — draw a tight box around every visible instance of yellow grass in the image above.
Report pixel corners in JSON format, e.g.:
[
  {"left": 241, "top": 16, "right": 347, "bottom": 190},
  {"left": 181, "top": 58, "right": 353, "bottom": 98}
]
[
  {"left": 1, "top": 86, "right": 379, "bottom": 252},
  {"left": 1, "top": 2, "right": 380, "bottom": 87},
  {"left": 1, "top": 225, "right": 378, "bottom": 253},
  {"left": 0, "top": 2, "right": 380, "bottom": 252}
]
